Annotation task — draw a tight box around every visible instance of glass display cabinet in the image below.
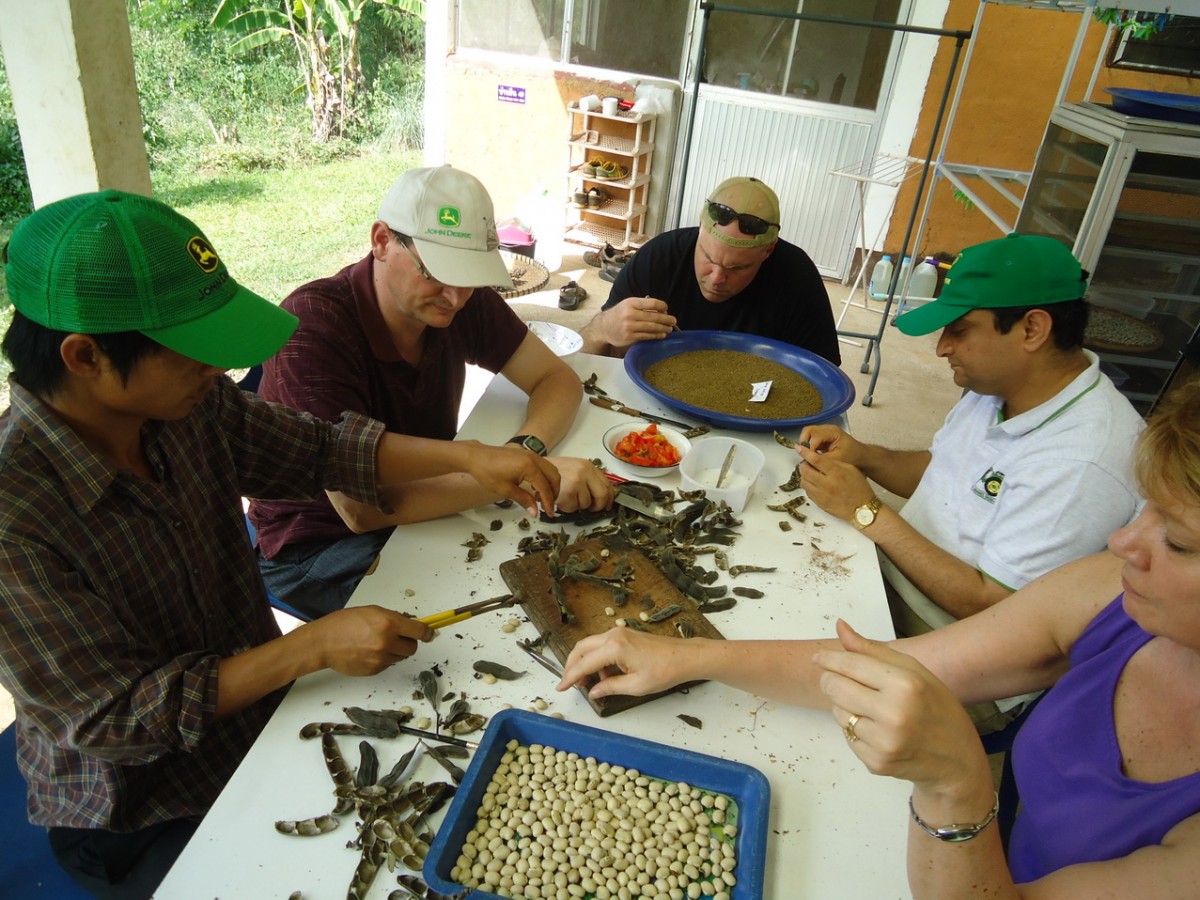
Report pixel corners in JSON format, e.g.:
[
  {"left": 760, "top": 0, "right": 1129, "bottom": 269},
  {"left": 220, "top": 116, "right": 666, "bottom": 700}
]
[{"left": 1015, "top": 101, "right": 1200, "bottom": 415}]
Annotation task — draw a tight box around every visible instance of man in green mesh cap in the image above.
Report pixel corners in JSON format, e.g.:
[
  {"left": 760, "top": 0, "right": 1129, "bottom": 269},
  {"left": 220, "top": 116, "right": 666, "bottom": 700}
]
[
  {"left": 579, "top": 175, "right": 840, "bottom": 362},
  {"left": 0, "top": 190, "right": 559, "bottom": 896}
]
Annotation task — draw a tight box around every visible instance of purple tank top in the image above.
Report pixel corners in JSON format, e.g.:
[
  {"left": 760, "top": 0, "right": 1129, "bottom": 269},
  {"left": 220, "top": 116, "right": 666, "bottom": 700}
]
[{"left": 1007, "top": 595, "right": 1200, "bottom": 882}]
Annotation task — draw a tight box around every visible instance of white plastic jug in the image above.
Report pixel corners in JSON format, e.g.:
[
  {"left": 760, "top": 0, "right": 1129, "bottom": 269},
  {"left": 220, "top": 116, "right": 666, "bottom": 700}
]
[
  {"left": 909, "top": 258, "right": 939, "bottom": 300},
  {"left": 869, "top": 255, "right": 893, "bottom": 297},
  {"left": 898, "top": 256, "right": 913, "bottom": 293}
]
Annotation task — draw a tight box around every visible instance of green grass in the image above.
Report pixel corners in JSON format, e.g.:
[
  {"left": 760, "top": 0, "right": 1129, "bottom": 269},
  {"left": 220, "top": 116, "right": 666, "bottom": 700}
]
[
  {"left": 0, "top": 148, "right": 421, "bottom": 397},
  {"left": 156, "top": 147, "right": 421, "bottom": 303}
]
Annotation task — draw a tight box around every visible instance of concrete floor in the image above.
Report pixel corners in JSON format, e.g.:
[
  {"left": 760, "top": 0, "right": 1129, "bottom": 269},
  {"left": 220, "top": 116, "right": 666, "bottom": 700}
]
[{"left": 0, "top": 241, "right": 963, "bottom": 733}]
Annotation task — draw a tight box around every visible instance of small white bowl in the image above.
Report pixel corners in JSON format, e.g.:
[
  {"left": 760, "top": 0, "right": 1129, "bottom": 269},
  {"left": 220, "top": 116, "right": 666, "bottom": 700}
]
[
  {"left": 528, "top": 321, "right": 583, "bottom": 359},
  {"left": 679, "top": 436, "right": 765, "bottom": 514},
  {"left": 601, "top": 423, "right": 691, "bottom": 479}
]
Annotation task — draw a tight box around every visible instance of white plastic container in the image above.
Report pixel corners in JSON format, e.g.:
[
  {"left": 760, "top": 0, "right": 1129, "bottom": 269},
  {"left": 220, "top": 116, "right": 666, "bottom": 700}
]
[
  {"left": 869, "top": 255, "right": 893, "bottom": 297},
  {"left": 909, "top": 258, "right": 939, "bottom": 300},
  {"left": 679, "top": 437, "right": 765, "bottom": 515},
  {"left": 897, "top": 256, "right": 913, "bottom": 293}
]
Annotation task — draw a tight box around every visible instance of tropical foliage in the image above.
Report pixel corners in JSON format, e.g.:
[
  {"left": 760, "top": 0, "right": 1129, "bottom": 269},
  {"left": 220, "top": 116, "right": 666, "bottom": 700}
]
[{"left": 212, "top": 0, "right": 425, "bottom": 141}]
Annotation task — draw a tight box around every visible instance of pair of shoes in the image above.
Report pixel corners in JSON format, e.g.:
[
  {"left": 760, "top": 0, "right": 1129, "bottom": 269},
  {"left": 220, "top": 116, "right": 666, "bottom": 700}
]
[
  {"left": 587, "top": 187, "right": 606, "bottom": 209},
  {"left": 595, "top": 161, "right": 629, "bottom": 181},
  {"left": 559, "top": 280, "right": 587, "bottom": 311},
  {"left": 579, "top": 157, "right": 605, "bottom": 177},
  {"left": 572, "top": 190, "right": 589, "bottom": 209}
]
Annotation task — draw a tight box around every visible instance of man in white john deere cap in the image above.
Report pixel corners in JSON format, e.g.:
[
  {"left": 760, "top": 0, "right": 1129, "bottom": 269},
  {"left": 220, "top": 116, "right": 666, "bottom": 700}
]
[{"left": 252, "top": 167, "right": 610, "bottom": 618}]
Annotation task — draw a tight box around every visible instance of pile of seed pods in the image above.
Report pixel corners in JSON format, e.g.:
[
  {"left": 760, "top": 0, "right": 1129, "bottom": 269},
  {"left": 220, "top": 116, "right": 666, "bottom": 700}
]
[{"left": 451, "top": 740, "right": 739, "bottom": 900}]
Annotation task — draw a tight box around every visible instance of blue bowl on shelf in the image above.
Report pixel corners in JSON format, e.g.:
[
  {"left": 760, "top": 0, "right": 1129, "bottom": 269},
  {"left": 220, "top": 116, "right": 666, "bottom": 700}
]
[
  {"left": 1104, "top": 88, "right": 1200, "bottom": 125},
  {"left": 624, "top": 330, "right": 855, "bottom": 432}
]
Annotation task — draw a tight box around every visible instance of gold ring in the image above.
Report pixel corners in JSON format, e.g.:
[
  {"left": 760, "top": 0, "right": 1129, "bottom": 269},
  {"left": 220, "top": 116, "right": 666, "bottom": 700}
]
[{"left": 844, "top": 713, "right": 860, "bottom": 743}]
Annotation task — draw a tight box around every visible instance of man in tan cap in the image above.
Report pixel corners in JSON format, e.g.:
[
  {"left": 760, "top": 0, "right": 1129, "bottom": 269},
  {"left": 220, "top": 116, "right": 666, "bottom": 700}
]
[
  {"left": 252, "top": 166, "right": 610, "bottom": 618},
  {"left": 579, "top": 176, "right": 839, "bottom": 363}
]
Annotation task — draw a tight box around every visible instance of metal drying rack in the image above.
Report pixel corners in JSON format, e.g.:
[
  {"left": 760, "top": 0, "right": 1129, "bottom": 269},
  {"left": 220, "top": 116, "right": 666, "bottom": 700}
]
[{"left": 831, "top": 153, "right": 929, "bottom": 346}]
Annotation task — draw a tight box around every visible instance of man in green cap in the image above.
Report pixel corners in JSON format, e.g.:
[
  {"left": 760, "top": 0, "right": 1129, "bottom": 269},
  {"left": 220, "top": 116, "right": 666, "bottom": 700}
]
[
  {"left": 792, "top": 234, "right": 1141, "bottom": 700},
  {"left": 0, "top": 190, "right": 560, "bottom": 896},
  {"left": 579, "top": 176, "right": 840, "bottom": 363}
]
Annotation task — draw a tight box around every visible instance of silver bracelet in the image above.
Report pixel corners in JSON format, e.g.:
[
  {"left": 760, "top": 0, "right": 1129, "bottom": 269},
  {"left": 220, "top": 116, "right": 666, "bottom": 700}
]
[{"left": 909, "top": 791, "right": 999, "bottom": 843}]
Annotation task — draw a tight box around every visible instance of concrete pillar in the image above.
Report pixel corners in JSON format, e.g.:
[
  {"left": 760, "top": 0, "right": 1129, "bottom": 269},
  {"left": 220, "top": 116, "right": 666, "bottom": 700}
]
[{"left": 0, "top": 0, "right": 150, "bottom": 209}]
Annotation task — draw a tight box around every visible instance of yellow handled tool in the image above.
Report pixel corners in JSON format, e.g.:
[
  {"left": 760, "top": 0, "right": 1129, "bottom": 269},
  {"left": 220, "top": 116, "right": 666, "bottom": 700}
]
[{"left": 419, "top": 593, "right": 518, "bottom": 630}]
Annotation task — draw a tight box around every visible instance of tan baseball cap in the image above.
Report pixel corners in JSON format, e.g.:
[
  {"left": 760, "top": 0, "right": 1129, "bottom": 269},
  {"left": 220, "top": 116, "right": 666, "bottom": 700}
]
[{"left": 700, "top": 176, "right": 782, "bottom": 249}]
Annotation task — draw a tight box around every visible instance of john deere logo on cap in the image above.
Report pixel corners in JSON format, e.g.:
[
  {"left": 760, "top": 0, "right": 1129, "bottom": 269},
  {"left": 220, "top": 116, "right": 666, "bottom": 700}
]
[
  {"left": 187, "top": 236, "right": 220, "bottom": 274},
  {"left": 437, "top": 206, "right": 461, "bottom": 228}
]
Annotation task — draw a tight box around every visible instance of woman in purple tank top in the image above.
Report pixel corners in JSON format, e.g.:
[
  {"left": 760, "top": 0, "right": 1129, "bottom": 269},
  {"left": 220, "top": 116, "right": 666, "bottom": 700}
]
[{"left": 557, "top": 378, "right": 1200, "bottom": 896}]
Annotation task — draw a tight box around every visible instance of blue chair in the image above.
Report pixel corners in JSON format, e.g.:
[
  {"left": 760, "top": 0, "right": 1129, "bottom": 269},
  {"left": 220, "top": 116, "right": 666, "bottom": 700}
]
[{"left": 0, "top": 723, "right": 91, "bottom": 897}]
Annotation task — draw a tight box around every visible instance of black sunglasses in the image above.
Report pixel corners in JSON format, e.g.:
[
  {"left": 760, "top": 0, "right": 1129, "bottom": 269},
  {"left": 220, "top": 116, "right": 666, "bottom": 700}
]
[{"left": 705, "top": 200, "right": 780, "bottom": 237}]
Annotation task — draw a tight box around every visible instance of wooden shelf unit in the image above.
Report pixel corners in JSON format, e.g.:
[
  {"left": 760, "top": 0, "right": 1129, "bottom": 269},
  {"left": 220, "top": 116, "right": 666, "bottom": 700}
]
[{"left": 565, "top": 104, "right": 656, "bottom": 251}]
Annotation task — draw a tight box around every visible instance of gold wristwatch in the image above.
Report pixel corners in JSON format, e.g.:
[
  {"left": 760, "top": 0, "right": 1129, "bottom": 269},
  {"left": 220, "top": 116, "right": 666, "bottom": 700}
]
[{"left": 852, "top": 496, "right": 883, "bottom": 530}]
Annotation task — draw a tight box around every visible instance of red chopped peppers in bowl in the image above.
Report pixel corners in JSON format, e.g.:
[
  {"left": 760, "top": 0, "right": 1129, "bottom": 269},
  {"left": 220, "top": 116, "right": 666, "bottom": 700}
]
[{"left": 602, "top": 422, "right": 691, "bottom": 478}]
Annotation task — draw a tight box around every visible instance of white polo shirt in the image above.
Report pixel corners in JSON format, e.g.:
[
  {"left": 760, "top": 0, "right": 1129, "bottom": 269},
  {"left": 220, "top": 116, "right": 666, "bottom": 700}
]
[{"left": 882, "top": 351, "right": 1143, "bottom": 631}]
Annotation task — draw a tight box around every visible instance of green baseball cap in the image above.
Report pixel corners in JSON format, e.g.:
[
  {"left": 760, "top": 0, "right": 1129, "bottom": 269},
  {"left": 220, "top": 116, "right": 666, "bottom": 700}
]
[
  {"left": 894, "top": 233, "right": 1086, "bottom": 336},
  {"left": 3, "top": 190, "right": 297, "bottom": 368}
]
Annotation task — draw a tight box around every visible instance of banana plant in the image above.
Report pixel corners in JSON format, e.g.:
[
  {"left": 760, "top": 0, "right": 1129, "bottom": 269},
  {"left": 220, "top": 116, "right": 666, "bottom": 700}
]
[{"left": 212, "top": 0, "right": 425, "bottom": 142}]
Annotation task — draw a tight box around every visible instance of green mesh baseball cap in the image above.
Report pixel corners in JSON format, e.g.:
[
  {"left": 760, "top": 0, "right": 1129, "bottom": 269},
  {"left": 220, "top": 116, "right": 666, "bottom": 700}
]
[
  {"left": 3, "top": 190, "right": 297, "bottom": 368},
  {"left": 894, "top": 233, "right": 1086, "bottom": 336}
]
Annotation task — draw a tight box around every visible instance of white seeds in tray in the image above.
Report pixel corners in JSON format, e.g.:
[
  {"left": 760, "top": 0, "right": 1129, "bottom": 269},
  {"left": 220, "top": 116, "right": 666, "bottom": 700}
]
[{"left": 450, "top": 739, "right": 739, "bottom": 900}]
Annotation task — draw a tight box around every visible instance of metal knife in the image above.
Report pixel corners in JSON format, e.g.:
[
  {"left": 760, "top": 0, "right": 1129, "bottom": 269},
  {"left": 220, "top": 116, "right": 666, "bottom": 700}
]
[{"left": 588, "top": 396, "right": 709, "bottom": 437}]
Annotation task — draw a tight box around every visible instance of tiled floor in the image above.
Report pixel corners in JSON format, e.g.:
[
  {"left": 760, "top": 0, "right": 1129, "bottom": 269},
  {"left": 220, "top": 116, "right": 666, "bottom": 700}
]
[{"left": 0, "top": 242, "right": 962, "bottom": 732}]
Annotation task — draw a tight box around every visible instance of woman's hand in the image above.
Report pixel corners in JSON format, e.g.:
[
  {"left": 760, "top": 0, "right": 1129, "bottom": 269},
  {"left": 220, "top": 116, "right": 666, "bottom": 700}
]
[
  {"left": 813, "top": 619, "right": 990, "bottom": 794},
  {"left": 556, "top": 627, "right": 698, "bottom": 699}
]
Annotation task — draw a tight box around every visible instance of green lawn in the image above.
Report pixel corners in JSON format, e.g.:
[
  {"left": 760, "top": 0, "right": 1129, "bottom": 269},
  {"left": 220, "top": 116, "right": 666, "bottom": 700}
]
[{"left": 0, "top": 148, "right": 420, "bottom": 397}]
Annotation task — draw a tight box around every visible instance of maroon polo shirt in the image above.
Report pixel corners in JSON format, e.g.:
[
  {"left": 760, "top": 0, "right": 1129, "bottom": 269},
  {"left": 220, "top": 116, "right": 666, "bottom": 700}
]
[{"left": 250, "top": 253, "right": 528, "bottom": 558}]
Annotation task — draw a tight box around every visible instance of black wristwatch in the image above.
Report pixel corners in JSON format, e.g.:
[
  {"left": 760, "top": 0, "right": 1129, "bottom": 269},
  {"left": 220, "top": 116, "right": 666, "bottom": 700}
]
[{"left": 507, "top": 434, "right": 548, "bottom": 457}]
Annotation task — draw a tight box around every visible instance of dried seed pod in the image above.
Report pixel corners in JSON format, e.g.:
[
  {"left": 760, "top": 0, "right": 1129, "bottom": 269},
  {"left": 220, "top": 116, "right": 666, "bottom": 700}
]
[
  {"left": 778, "top": 520, "right": 793, "bottom": 532},
  {"left": 466, "top": 547, "right": 482, "bottom": 562},
  {"left": 677, "top": 714, "right": 703, "bottom": 729},
  {"left": 275, "top": 814, "right": 340, "bottom": 836},
  {"left": 729, "top": 564, "right": 777, "bottom": 577},
  {"left": 732, "top": 587, "right": 764, "bottom": 599},
  {"left": 646, "top": 603, "right": 683, "bottom": 623},
  {"left": 448, "top": 713, "right": 487, "bottom": 735},
  {"left": 472, "top": 660, "right": 527, "bottom": 681},
  {"left": 489, "top": 519, "right": 502, "bottom": 531},
  {"left": 675, "top": 620, "right": 695, "bottom": 639}
]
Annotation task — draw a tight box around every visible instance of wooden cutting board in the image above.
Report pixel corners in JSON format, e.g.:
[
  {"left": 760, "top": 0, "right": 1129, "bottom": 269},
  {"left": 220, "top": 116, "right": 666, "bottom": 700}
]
[{"left": 499, "top": 535, "right": 723, "bottom": 717}]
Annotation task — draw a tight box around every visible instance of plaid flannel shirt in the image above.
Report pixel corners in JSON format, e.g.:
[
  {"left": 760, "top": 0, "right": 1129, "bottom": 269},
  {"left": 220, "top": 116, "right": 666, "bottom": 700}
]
[{"left": 0, "top": 375, "right": 384, "bottom": 830}]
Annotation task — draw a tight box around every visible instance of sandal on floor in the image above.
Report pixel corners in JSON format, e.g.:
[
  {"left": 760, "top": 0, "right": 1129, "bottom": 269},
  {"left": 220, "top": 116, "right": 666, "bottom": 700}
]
[{"left": 559, "top": 280, "right": 587, "bottom": 310}]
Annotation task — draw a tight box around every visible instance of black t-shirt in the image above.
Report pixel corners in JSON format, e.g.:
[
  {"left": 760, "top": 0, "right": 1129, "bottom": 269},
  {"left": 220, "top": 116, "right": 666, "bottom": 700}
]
[{"left": 602, "top": 227, "right": 841, "bottom": 364}]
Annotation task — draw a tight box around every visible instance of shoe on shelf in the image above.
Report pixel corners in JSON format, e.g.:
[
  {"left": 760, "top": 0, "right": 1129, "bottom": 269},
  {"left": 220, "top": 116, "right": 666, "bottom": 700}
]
[
  {"left": 572, "top": 190, "right": 589, "bottom": 209},
  {"left": 587, "top": 187, "right": 606, "bottom": 209},
  {"left": 597, "top": 161, "right": 629, "bottom": 181},
  {"left": 580, "top": 157, "right": 604, "bottom": 177},
  {"left": 559, "top": 280, "right": 587, "bottom": 311}
]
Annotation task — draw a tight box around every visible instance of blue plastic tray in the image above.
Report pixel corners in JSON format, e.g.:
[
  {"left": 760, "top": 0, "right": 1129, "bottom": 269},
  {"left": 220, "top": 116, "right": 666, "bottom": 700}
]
[
  {"left": 424, "top": 709, "right": 770, "bottom": 898},
  {"left": 1105, "top": 88, "right": 1200, "bottom": 125},
  {"left": 625, "top": 330, "right": 855, "bottom": 432}
]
